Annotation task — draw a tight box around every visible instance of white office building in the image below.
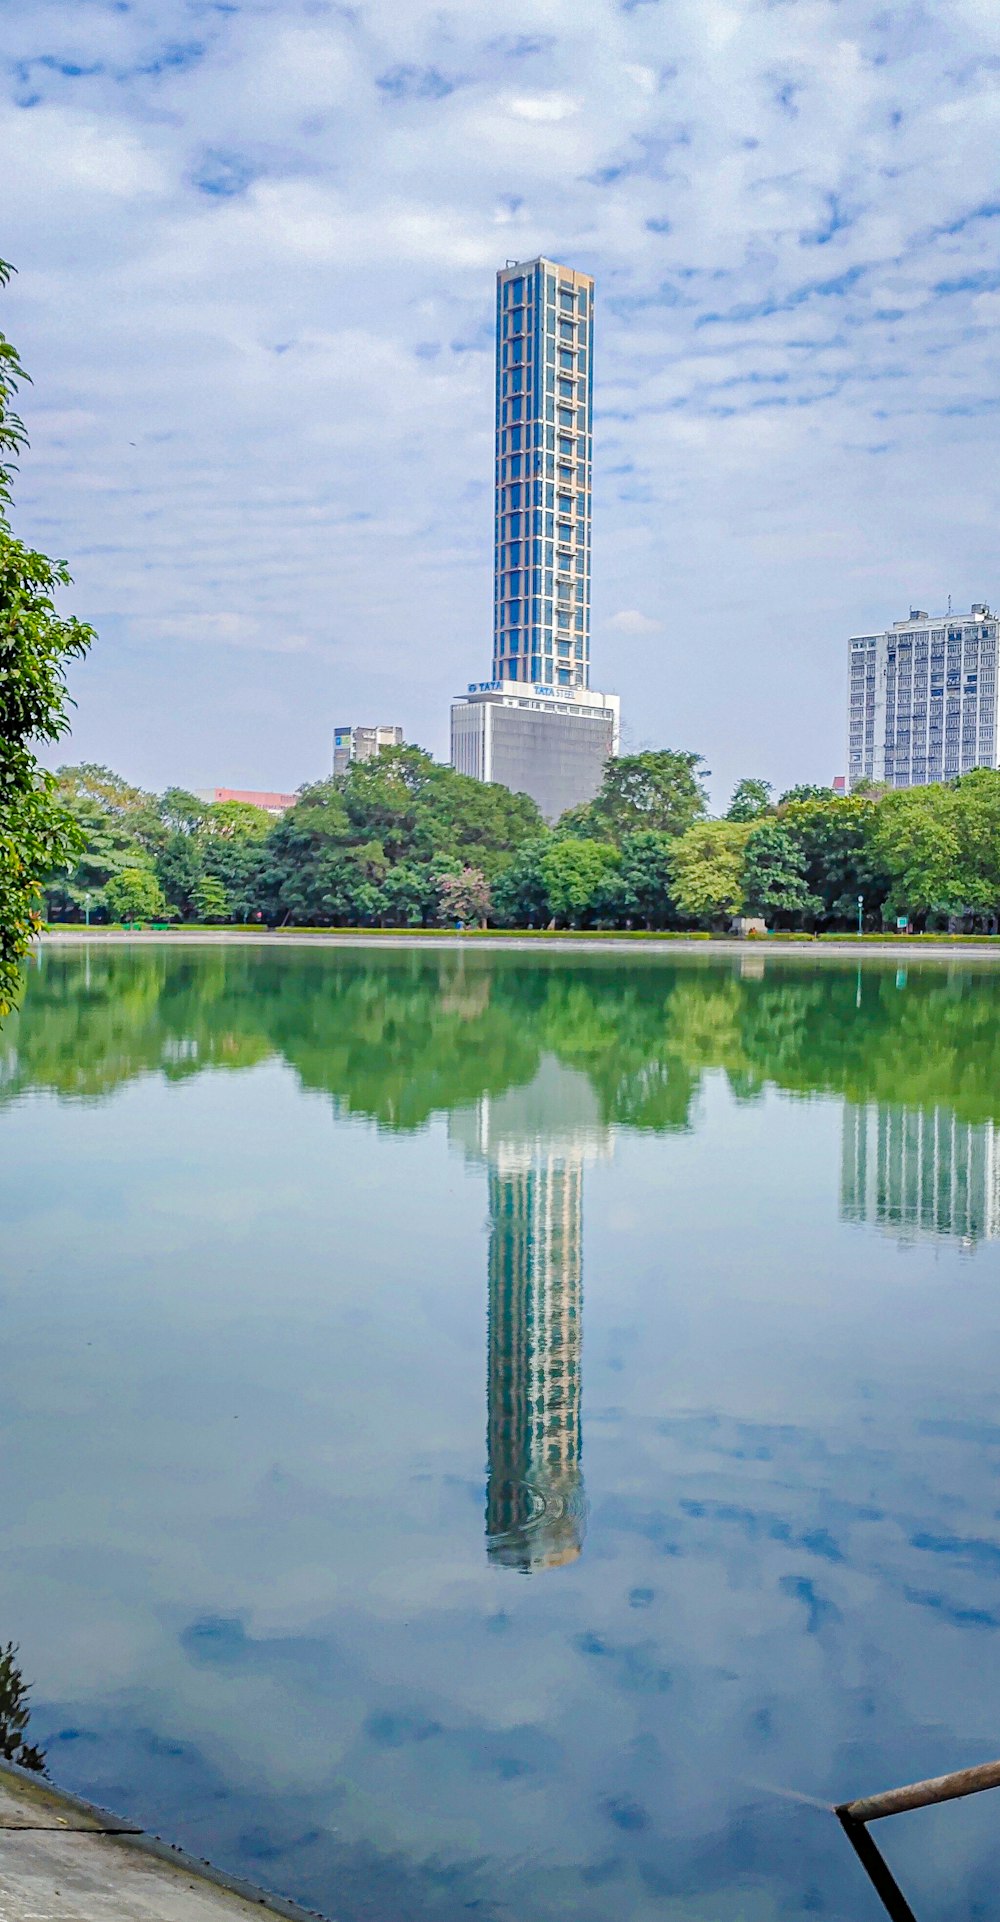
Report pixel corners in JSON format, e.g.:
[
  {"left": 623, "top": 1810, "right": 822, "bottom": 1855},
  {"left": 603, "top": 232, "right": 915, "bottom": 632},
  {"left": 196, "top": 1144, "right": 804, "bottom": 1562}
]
[
  {"left": 451, "top": 680, "right": 620, "bottom": 824},
  {"left": 847, "top": 604, "right": 998, "bottom": 789}
]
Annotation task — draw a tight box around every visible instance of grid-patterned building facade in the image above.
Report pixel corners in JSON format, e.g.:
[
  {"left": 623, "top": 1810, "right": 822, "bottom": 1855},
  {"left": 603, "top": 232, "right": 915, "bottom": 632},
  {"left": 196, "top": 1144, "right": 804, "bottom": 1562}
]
[
  {"left": 493, "top": 258, "right": 593, "bottom": 690},
  {"left": 841, "top": 1101, "right": 1000, "bottom": 1248},
  {"left": 847, "top": 605, "right": 998, "bottom": 789}
]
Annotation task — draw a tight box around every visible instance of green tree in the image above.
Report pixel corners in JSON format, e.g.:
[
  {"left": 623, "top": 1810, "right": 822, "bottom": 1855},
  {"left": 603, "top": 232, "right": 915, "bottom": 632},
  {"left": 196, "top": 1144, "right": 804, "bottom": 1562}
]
[
  {"left": 491, "top": 839, "right": 551, "bottom": 928},
  {"left": 203, "top": 799, "right": 272, "bottom": 841},
  {"left": 870, "top": 784, "right": 965, "bottom": 927},
  {"left": 46, "top": 768, "right": 159, "bottom": 921},
  {"left": 258, "top": 752, "right": 541, "bottom": 928},
  {"left": 105, "top": 867, "right": 167, "bottom": 924},
  {"left": 538, "top": 837, "right": 620, "bottom": 927},
  {"left": 378, "top": 862, "right": 439, "bottom": 928},
  {"left": 57, "top": 763, "right": 161, "bottom": 843},
  {"left": 155, "top": 831, "right": 204, "bottom": 918},
  {"left": 158, "top": 787, "right": 208, "bottom": 834},
  {"left": 667, "top": 820, "right": 750, "bottom": 925},
  {"left": 741, "top": 819, "right": 822, "bottom": 926},
  {"left": 0, "top": 1642, "right": 46, "bottom": 1774},
  {"left": 778, "top": 783, "right": 832, "bottom": 806},
  {"left": 781, "top": 793, "right": 889, "bottom": 927},
  {"left": 949, "top": 768, "right": 1000, "bottom": 925},
  {"left": 613, "top": 831, "right": 679, "bottom": 929},
  {"left": 726, "top": 777, "right": 772, "bottom": 822},
  {"left": 192, "top": 874, "right": 230, "bottom": 923},
  {"left": 561, "top": 750, "right": 709, "bottom": 842},
  {"left": 0, "top": 264, "right": 94, "bottom": 1009}
]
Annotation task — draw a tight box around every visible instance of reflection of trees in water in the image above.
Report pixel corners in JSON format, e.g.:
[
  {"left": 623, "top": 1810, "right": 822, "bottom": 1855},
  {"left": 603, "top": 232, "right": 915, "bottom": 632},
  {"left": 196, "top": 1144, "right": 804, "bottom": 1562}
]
[
  {"left": 7, "top": 948, "right": 1000, "bottom": 1133},
  {"left": 0, "top": 1641, "right": 46, "bottom": 1774}
]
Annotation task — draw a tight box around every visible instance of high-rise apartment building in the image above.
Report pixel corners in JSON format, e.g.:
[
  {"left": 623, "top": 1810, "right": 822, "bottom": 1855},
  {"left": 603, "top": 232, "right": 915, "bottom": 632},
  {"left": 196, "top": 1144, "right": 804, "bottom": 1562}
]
[
  {"left": 847, "top": 605, "right": 998, "bottom": 789},
  {"left": 333, "top": 723, "right": 404, "bottom": 778},
  {"left": 493, "top": 257, "right": 593, "bottom": 686},
  {"left": 450, "top": 256, "right": 620, "bottom": 822}
]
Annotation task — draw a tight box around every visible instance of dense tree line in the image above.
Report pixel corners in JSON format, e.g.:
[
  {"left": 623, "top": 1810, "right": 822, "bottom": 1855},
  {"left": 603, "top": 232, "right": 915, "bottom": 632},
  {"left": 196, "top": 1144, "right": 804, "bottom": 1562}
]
[
  {"left": 44, "top": 748, "right": 1000, "bottom": 934},
  {"left": 0, "top": 261, "right": 93, "bottom": 1012}
]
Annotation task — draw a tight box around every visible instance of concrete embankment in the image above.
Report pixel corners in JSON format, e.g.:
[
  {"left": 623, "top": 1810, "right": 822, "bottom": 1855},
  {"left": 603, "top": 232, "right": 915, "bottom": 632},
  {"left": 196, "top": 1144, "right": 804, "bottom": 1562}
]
[
  {"left": 0, "top": 1759, "right": 328, "bottom": 1922},
  {"left": 36, "top": 927, "right": 1000, "bottom": 961}
]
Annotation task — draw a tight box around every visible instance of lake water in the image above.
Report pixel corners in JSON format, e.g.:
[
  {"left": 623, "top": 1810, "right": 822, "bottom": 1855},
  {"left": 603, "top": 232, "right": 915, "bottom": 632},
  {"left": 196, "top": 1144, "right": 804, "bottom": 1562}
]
[{"left": 3, "top": 944, "right": 1000, "bottom": 1921}]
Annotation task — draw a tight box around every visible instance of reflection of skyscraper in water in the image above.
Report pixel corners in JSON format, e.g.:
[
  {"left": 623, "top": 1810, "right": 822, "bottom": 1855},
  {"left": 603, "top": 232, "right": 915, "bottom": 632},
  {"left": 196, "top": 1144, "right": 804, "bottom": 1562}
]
[
  {"left": 842, "top": 1103, "right": 1000, "bottom": 1248},
  {"left": 449, "top": 1059, "right": 612, "bottom": 1572}
]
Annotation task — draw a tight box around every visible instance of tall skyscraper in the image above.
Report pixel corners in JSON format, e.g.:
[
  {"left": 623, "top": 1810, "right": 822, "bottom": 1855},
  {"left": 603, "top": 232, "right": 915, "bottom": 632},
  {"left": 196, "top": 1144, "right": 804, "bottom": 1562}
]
[
  {"left": 450, "top": 256, "right": 619, "bottom": 821},
  {"left": 493, "top": 258, "right": 593, "bottom": 688},
  {"left": 847, "top": 604, "right": 998, "bottom": 789}
]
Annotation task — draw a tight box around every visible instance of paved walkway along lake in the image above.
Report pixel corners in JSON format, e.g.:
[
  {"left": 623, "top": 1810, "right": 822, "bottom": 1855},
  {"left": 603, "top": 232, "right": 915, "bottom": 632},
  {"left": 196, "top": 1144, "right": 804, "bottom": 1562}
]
[{"left": 0, "top": 1763, "right": 326, "bottom": 1922}]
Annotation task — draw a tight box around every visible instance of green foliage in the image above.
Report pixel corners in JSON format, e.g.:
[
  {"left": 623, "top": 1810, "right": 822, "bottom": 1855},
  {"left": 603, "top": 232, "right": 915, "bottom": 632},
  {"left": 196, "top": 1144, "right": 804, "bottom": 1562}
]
[
  {"left": 0, "top": 263, "right": 95, "bottom": 1010},
  {"left": 538, "top": 837, "right": 621, "bottom": 927},
  {"left": 46, "top": 767, "right": 158, "bottom": 921},
  {"left": 726, "top": 777, "right": 772, "bottom": 822},
  {"left": 32, "top": 735, "right": 1000, "bottom": 943},
  {"left": 781, "top": 793, "right": 889, "bottom": 927},
  {"left": 491, "top": 840, "right": 551, "bottom": 928},
  {"left": 741, "top": 819, "right": 823, "bottom": 926},
  {"left": 593, "top": 831, "right": 679, "bottom": 929},
  {"left": 192, "top": 874, "right": 230, "bottom": 923},
  {"left": 870, "top": 785, "right": 964, "bottom": 924},
  {"left": 561, "top": 749, "right": 709, "bottom": 841},
  {"left": 105, "top": 867, "right": 167, "bottom": 924},
  {"left": 778, "top": 783, "right": 832, "bottom": 806},
  {"left": 667, "top": 820, "right": 750, "bottom": 925},
  {"left": 203, "top": 799, "right": 272, "bottom": 841},
  {"left": 259, "top": 750, "right": 542, "bottom": 928},
  {"left": 0, "top": 1641, "right": 46, "bottom": 1774}
]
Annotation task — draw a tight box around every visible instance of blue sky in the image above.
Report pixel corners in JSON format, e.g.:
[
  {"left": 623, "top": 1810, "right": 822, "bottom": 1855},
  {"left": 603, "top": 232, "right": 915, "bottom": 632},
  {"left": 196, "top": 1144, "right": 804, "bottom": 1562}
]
[{"left": 4, "top": 0, "right": 1000, "bottom": 804}]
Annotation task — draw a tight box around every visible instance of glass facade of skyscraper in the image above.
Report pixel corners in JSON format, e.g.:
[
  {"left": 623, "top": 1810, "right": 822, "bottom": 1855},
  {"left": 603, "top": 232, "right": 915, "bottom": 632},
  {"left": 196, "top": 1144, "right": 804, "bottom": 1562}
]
[{"left": 493, "top": 257, "right": 593, "bottom": 689}]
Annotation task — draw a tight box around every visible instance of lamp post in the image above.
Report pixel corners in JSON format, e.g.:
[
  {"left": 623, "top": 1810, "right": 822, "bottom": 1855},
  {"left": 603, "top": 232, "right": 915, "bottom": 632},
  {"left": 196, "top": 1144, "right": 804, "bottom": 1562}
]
[
  {"left": 857, "top": 893, "right": 863, "bottom": 936},
  {"left": 84, "top": 891, "right": 91, "bottom": 930}
]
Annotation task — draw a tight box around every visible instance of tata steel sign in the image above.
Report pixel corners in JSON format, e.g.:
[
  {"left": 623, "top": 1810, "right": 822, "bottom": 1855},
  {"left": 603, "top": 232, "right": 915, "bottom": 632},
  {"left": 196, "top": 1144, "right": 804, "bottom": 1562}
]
[{"left": 465, "top": 680, "right": 565, "bottom": 698}]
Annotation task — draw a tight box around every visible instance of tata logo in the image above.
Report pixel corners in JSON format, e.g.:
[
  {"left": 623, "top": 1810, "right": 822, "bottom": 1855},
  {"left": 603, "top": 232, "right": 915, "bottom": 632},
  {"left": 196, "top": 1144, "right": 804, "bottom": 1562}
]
[
  {"left": 468, "top": 681, "right": 503, "bottom": 693},
  {"left": 534, "top": 683, "right": 555, "bottom": 695}
]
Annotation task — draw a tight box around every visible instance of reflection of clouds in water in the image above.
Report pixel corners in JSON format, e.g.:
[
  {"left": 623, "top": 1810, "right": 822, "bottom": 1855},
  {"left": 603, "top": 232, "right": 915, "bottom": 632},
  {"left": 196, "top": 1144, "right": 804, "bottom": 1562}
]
[{"left": 7, "top": 956, "right": 1000, "bottom": 1916}]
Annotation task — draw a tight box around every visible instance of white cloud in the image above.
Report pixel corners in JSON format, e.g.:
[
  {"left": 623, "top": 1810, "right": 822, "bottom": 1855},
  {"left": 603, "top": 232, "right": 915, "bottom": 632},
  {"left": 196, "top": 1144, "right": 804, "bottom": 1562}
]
[
  {"left": 4, "top": 0, "right": 1000, "bottom": 799},
  {"left": 502, "top": 90, "right": 582, "bottom": 122},
  {"left": 609, "top": 610, "right": 661, "bottom": 634}
]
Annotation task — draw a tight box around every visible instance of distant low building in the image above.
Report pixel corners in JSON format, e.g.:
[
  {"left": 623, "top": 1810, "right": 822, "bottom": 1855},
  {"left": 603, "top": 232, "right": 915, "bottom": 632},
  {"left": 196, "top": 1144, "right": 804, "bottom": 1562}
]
[
  {"left": 451, "top": 680, "right": 619, "bottom": 823},
  {"left": 333, "top": 724, "right": 404, "bottom": 778},
  {"left": 195, "top": 787, "right": 296, "bottom": 817}
]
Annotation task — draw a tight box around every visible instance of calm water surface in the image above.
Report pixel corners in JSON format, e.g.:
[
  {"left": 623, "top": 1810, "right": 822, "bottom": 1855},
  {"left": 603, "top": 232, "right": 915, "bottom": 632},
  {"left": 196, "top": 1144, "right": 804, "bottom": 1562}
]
[{"left": 3, "top": 946, "right": 1000, "bottom": 1920}]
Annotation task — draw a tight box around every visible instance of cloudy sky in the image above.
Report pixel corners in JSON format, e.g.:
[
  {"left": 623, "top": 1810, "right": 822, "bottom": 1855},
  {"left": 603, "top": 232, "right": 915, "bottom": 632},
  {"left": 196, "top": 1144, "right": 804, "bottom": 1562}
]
[{"left": 4, "top": 0, "right": 1000, "bottom": 803}]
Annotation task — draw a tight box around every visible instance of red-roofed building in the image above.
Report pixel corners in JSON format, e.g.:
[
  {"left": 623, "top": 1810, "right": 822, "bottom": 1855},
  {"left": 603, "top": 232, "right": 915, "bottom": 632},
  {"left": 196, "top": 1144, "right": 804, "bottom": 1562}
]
[{"left": 196, "top": 788, "right": 296, "bottom": 817}]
